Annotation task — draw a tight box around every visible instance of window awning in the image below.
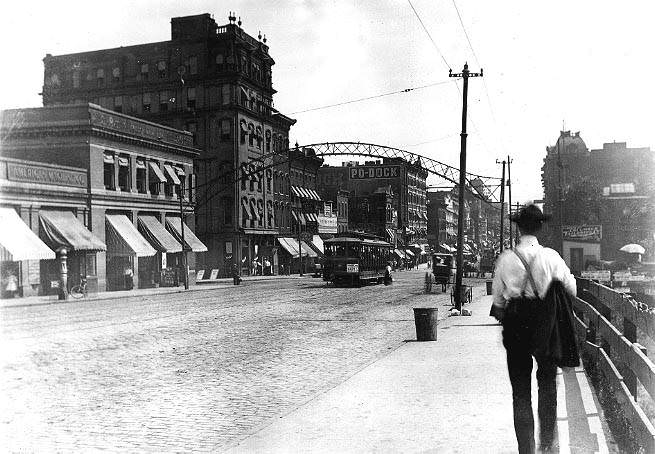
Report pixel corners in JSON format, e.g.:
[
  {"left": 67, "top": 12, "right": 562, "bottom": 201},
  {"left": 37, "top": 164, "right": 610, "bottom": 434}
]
[
  {"left": 311, "top": 234, "right": 324, "bottom": 254},
  {"left": 137, "top": 216, "right": 182, "bottom": 253},
  {"left": 405, "top": 249, "right": 415, "bottom": 257},
  {"left": 149, "top": 162, "right": 167, "bottom": 183},
  {"left": 385, "top": 228, "right": 395, "bottom": 239},
  {"left": 106, "top": 214, "right": 157, "bottom": 257},
  {"left": 136, "top": 159, "right": 146, "bottom": 169},
  {"left": 305, "top": 213, "right": 317, "bottom": 223},
  {"left": 309, "top": 189, "right": 322, "bottom": 201},
  {"left": 249, "top": 200, "right": 260, "bottom": 221},
  {"left": 163, "top": 164, "right": 181, "bottom": 185},
  {"left": 291, "top": 186, "right": 302, "bottom": 198},
  {"left": 277, "top": 237, "right": 307, "bottom": 258},
  {"left": 301, "top": 241, "right": 318, "bottom": 257},
  {"left": 420, "top": 212, "right": 428, "bottom": 220},
  {"left": 0, "top": 207, "right": 55, "bottom": 261},
  {"left": 39, "top": 210, "right": 106, "bottom": 252},
  {"left": 117, "top": 156, "right": 129, "bottom": 167},
  {"left": 103, "top": 153, "right": 114, "bottom": 164},
  {"left": 165, "top": 217, "right": 208, "bottom": 252},
  {"left": 292, "top": 211, "right": 305, "bottom": 225}
]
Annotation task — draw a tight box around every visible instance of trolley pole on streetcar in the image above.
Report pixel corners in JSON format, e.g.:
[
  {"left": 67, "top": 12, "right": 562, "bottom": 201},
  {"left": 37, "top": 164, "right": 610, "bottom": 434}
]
[
  {"left": 507, "top": 156, "right": 514, "bottom": 248},
  {"left": 449, "top": 63, "right": 483, "bottom": 312}
]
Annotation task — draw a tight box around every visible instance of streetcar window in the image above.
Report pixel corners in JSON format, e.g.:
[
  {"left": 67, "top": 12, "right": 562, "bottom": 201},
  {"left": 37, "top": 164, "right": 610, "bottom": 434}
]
[
  {"left": 325, "top": 245, "right": 333, "bottom": 257},
  {"left": 347, "top": 243, "right": 360, "bottom": 257},
  {"left": 334, "top": 244, "right": 347, "bottom": 257}
]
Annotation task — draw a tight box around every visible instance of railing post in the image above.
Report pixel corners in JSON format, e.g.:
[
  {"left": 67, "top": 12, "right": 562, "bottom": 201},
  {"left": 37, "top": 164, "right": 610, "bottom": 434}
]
[{"left": 622, "top": 293, "right": 639, "bottom": 401}]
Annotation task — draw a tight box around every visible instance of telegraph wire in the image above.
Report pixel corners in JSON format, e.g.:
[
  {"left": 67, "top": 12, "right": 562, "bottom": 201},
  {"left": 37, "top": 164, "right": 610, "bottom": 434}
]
[
  {"left": 450, "top": 0, "right": 479, "bottom": 67},
  {"left": 407, "top": 0, "right": 451, "bottom": 70},
  {"left": 289, "top": 79, "right": 455, "bottom": 115}
]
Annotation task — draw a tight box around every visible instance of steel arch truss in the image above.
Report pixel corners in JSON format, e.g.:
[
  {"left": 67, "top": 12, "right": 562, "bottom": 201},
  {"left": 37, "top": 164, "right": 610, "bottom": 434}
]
[{"left": 304, "top": 142, "right": 502, "bottom": 204}]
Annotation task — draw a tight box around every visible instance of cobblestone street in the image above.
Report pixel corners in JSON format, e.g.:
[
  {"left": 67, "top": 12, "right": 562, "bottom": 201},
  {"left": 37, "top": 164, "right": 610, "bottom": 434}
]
[{"left": 0, "top": 269, "right": 473, "bottom": 452}]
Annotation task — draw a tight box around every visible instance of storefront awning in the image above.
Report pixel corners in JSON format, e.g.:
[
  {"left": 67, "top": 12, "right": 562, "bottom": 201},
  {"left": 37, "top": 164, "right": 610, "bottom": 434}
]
[
  {"left": 0, "top": 207, "right": 55, "bottom": 261},
  {"left": 39, "top": 210, "right": 106, "bottom": 252},
  {"left": 405, "top": 249, "right": 415, "bottom": 257},
  {"left": 137, "top": 216, "right": 182, "bottom": 253},
  {"left": 394, "top": 249, "right": 406, "bottom": 259},
  {"left": 311, "top": 235, "right": 324, "bottom": 254},
  {"left": 305, "top": 213, "right": 318, "bottom": 223},
  {"left": 163, "top": 164, "right": 181, "bottom": 185},
  {"left": 385, "top": 228, "right": 395, "bottom": 239},
  {"left": 106, "top": 214, "right": 157, "bottom": 257},
  {"left": 149, "top": 162, "right": 167, "bottom": 183},
  {"left": 301, "top": 241, "right": 318, "bottom": 257},
  {"left": 277, "top": 237, "right": 307, "bottom": 258},
  {"left": 292, "top": 211, "right": 305, "bottom": 225},
  {"left": 165, "top": 218, "right": 208, "bottom": 253}
]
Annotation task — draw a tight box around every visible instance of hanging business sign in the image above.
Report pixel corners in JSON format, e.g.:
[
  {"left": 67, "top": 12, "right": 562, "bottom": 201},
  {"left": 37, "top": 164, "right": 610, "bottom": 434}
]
[
  {"left": 317, "top": 215, "right": 338, "bottom": 233},
  {"left": 562, "top": 225, "right": 602, "bottom": 242},
  {"left": 349, "top": 165, "right": 400, "bottom": 180}
]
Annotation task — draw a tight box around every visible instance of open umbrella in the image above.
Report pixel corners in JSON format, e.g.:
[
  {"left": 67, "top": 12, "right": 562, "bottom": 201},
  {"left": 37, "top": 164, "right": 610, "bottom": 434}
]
[{"left": 619, "top": 243, "right": 645, "bottom": 254}]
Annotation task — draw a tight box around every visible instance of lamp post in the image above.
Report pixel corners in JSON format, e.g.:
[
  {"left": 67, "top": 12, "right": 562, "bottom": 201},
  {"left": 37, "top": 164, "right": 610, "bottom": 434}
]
[{"left": 179, "top": 184, "right": 189, "bottom": 290}]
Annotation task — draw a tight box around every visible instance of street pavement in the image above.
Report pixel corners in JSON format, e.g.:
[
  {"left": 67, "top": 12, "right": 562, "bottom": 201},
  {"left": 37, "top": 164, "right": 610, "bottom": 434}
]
[
  {"left": 0, "top": 270, "right": 618, "bottom": 453},
  {"left": 1, "top": 267, "right": 455, "bottom": 452}
]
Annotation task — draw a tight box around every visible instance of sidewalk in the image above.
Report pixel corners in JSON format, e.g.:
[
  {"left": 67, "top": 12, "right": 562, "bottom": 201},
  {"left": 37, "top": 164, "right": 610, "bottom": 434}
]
[
  {"left": 227, "top": 293, "right": 616, "bottom": 453},
  {"left": 0, "top": 273, "right": 315, "bottom": 309}
]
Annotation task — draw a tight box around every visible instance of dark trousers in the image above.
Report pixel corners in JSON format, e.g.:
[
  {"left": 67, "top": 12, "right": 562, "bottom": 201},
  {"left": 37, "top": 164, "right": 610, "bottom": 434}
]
[{"left": 503, "top": 298, "right": 558, "bottom": 454}]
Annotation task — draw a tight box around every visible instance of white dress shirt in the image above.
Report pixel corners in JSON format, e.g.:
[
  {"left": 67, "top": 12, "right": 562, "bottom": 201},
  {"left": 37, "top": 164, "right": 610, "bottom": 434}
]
[{"left": 492, "top": 235, "right": 576, "bottom": 310}]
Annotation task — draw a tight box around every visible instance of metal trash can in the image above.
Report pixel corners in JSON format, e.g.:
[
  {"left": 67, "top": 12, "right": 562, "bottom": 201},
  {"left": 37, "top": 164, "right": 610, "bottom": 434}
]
[
  {"left": 486, "top": 280, "right": 493, "bottom": 295},
  {"left": 413, "top": 308, "right": 439, "bottom": 341}
]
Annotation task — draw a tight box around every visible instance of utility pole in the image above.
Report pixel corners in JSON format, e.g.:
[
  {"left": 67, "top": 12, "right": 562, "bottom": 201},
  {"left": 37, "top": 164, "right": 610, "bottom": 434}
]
[
  {"left": 178, "top": 184, "right": 189, "bottom": 290},
  {"left": 496, "top": 159, "right": 506, "bottom": 254},
  {"left": 449, "top": 63, "right": 483, "bottom": 311},
  {"left": 507, "top": 156, "right": 514, "bottom": 248}
]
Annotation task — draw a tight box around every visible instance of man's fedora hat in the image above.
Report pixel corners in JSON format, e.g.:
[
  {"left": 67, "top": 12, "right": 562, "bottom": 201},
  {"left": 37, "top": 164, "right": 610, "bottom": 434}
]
[{"left": 510, "top": 204, "right": 551, "bottom": 226}]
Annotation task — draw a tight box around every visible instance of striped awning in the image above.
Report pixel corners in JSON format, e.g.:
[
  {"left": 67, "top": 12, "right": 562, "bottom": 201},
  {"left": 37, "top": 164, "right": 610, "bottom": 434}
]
[
  {"left": 277, "top": 237, "right": 307, "bottom": 258},
  {"left": 137, "top": 216, "right": 183, "bottom": 253},
  {"left": 305, "top": 213, "right": 318, "bottom": 223},
  {"left": 394, "top": 249, "right": 406, "bottom": 259},
  {"left": 106, "top": 214, "right": 157, "bottom": 257},
  {"left": 163, "top": 164, "right": 181, "bottom": 185},
  {"left": 301, "top": 241, "right": 318, "bottom": 257},
  {"left": 291, "top": 186, "right": 302, "bottom": 198},
  {"left": 149, "top": 162, "right": 167, "bottom": 183},
  {"left": 0, "top": 207, "right": 55, "bottom": 261},
  {"left": 39, "top": 210, "right": 106, "bottom": 252},
  {"left": 165, "top": 217, "right": 208, "bottom": 253}
]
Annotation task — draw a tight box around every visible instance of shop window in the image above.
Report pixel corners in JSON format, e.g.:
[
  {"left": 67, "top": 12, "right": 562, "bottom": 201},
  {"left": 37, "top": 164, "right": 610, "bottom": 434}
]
[
  {"left": 220, "top": 119, "right": 231, "bottom": 141},
  {"left": 186, "top": 87, "right": 196, "bottom": 109},
  {"left": 104, "top": 152, "right": 115, "bottom": 189},
  {"left": 142, "top": 93, "right": 151, "bottom": 112},
  {"left": 136, "top": 159, "right": 147, "bottom": 193},
  {"left": 117, "top": 156, "right": 130, "bottom": 191},
  {"left": 157, "top": 60, "right": 167, "bottom": 78},
  {"left": 140, "top": 63, "right": 149, "bottom": 80},
  {"left": 113, "top": 96, "right": 123, "bottom": 113}
]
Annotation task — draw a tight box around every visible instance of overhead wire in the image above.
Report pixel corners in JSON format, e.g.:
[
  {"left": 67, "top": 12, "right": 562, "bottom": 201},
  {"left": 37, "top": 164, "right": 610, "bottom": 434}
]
[
  {"left": 407, "top": 0, "right": 451, "bottom": 70},
  {"left": 289, "top": 79, "right": 455, "bottom": 115}
]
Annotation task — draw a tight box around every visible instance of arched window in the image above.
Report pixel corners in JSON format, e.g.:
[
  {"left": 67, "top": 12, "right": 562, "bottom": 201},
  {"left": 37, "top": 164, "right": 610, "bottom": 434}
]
[
  {"left": 240, "top": 120, "right": 247, "bottom": 144},
  {"left": 248, "top": 123, "right": 255, "bottom": 146}
]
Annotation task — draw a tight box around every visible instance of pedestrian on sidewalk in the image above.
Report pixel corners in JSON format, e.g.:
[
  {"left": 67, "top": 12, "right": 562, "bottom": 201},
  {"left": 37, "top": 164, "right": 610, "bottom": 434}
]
[{"left": 490, "top": 204, "right": 576, "bottom": 454}]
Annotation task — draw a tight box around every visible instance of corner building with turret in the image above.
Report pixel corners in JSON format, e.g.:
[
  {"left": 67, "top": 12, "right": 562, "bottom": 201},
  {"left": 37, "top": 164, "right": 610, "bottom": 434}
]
[{"left": 41, "top": 13, "right": 296, "bottom": 276}]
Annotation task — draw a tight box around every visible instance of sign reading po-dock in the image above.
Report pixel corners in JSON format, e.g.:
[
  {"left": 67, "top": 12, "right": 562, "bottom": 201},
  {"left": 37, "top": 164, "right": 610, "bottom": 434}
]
[{"left": 349, "top": 165, "right": 400, "bottom": 180}]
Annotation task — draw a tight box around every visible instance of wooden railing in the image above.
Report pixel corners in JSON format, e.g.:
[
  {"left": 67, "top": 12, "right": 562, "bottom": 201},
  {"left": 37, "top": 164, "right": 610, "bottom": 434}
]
[{"left": 574, "top": 278, "right": 655, "bottom": 451}]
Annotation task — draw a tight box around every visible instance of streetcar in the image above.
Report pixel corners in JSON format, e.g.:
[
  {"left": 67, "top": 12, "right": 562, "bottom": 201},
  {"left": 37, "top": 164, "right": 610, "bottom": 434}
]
[{"left": 323, "top": 233, "right": 393, "bottom": 286}]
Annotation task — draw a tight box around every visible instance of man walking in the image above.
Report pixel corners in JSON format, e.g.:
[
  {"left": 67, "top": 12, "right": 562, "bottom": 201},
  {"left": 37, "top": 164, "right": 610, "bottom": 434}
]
[{"left": 490, "top": 205, "right": 576, "bottom": 453}]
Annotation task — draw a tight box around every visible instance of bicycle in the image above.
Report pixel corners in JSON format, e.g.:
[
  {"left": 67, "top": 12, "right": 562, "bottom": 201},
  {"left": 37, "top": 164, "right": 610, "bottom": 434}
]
[{"left": 70, "top": 276, "right": 88, "bottom": 299}]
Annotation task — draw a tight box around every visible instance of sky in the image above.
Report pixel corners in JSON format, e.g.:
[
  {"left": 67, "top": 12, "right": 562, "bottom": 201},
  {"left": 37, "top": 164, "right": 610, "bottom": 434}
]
[{"left": 2, "top": 0, "right": 655, "bottom": 203}]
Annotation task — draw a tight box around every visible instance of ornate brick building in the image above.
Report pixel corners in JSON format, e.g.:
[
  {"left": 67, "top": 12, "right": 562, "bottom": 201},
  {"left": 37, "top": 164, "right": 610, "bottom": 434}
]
[{"left": 41, "top": 13, "right": 296, "bottom": 275}]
